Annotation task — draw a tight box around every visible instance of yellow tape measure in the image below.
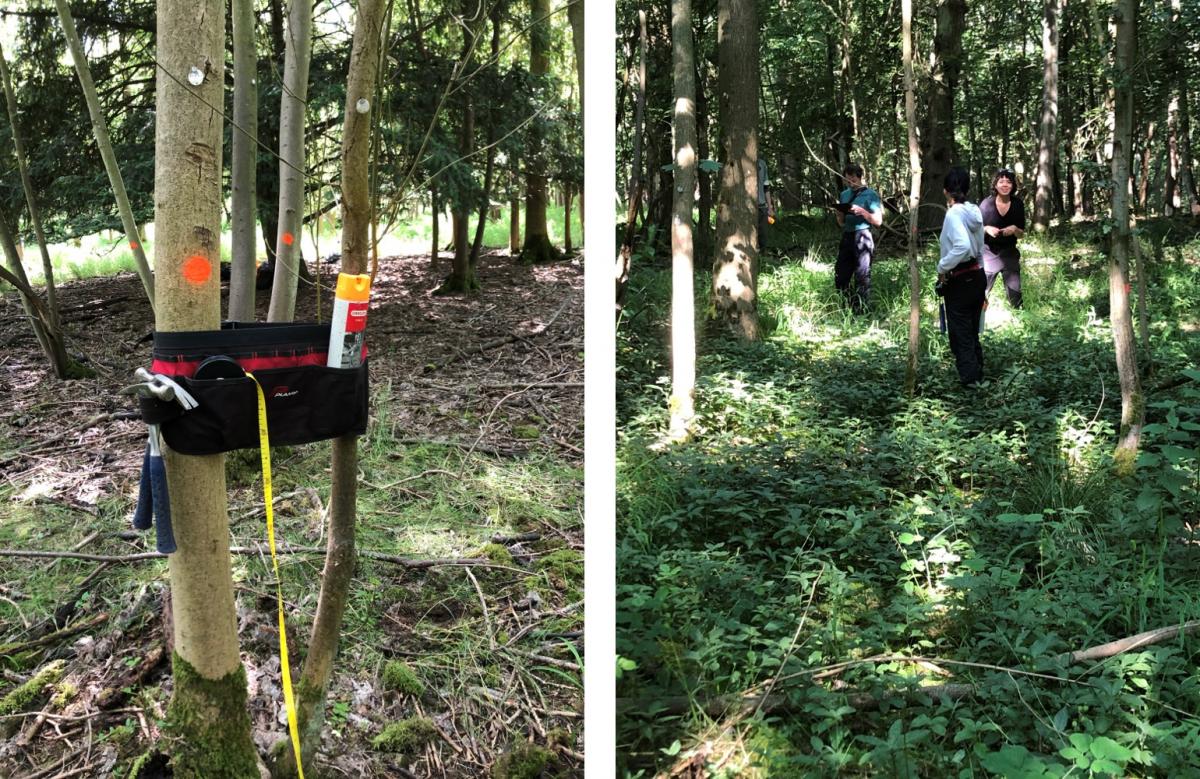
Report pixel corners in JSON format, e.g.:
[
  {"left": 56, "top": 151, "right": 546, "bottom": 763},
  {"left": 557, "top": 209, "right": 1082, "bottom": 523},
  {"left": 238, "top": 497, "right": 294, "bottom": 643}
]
[{"left": 247, "top": 373, "right": 305, "bottom": 779}]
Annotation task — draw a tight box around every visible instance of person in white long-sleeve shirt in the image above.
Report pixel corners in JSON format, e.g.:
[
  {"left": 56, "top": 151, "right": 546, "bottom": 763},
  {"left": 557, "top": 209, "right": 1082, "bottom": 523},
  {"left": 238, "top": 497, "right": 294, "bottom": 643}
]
[{"left": 937, "top": 167, "right": 987, "bottom": 387}]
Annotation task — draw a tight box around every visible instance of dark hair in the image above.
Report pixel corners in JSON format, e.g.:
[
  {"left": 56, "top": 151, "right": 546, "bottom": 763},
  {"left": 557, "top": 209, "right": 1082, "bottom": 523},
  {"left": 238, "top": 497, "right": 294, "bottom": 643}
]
[
  {"left": 943, "top": 167, "right": 970, "bottom": 202},
  {"left": 991, "top": 167, "right": 1018, "bottom": 195},
  {"left": 842, "top": 162, "right": 864, "bottom": 179}
]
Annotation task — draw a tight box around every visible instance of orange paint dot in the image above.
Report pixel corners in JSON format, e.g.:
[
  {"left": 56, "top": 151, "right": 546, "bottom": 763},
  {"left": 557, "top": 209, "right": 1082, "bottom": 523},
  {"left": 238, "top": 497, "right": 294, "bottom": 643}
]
[
  {"left": 129, "top": 241, "right": 140, "bottom": 250},
  {"left": 281, "top": 231, "right": 295, "bottom": 246},
  {"left": 182, "top": 255, "right": 212, "bottom": 285}
]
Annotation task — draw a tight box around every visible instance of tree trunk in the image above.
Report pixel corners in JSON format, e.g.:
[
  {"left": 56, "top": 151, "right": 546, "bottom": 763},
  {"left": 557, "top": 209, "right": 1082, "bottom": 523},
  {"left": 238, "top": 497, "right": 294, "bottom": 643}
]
[
  {"left": 669, "top": 0, "right": 697, "bottom": 440},
  {"left": 0, "top": 42, "right": 62, "bottom": 338},
  {"left": 564, "top": 185, "right": 573, "bottom": 252},
  {"left": 0, "top": 209, "right": 69, "bottom": 377},
  {"left": 903, "top": 0, "right": 922, "bottom": 396},
  {"left": 51, "top": 0, "right": 155, "bottom": 310},
  {"left": 228, "top": 0, "right": 259, "bottom": 322},
  {"left": 267, "top": 0, "right": 314, "bottom": 322},
  {"left": 696, "top": 60, "right": 713, "bottom": 263},
  {"left": 918, "top": 0, "right": 966, "bottom": 230},
  {"left": 443, "top": 4, "right": 481, "bottom": 294},
  {"left": 156, "top": 1, "right": 258, "bottom": 774},
  {"left": 712, "top": 0, "right": 760, "bottom": 341},
  {"left": 508, "top": 159, "right": 520, "bottom": 252},
  {"left": 470, "top": 9, "right": 502, "bottom": 268},
  {"left": 270, "top": 4, "right": 384, "bottom": 777},
  {"left": 431, "top": 183, "right": 440, "bottom": 266},
  {"left": 1138, "top": 121, "right": 1155, "bottom": 214},
  {"left": 1034, "top": 0, "right": 1061, "bottom": 230},
  {"left": 567, "top": 0, "right": 584, "bottom": 237},
  {"left": 1109, "top": 0, "right": 1143, "bottom": 474},
  {"left": 628, "top": 9, "right": 647, "bottom": 214},
  {"left": 519, "top": 0, "right": 557, "bottom": 264}
]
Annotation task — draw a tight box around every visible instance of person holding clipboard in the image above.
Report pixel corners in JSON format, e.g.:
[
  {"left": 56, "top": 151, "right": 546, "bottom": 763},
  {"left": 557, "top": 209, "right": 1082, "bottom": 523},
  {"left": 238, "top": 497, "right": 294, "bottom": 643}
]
[{"left": 832, "top": 163, "right": 883, "bottom": 313}]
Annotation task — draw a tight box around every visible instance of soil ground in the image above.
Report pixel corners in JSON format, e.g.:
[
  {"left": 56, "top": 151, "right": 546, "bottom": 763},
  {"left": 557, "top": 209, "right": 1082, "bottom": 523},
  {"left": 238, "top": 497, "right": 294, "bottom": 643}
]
[{"left": 0, "top": 249, "right": 584, "bottom": 778}]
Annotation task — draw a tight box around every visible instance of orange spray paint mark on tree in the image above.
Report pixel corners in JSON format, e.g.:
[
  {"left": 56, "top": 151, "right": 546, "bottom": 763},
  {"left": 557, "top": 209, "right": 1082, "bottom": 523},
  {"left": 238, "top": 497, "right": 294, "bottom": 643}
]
[
  {"left": 130, "top": 241, "right": 140, "bottom": 251},
  {"left": 282, "top": 231, "right": 295, "bottom": 246},
  {"left": 182, "top": 255, "right": 212, "bottom": 285}
]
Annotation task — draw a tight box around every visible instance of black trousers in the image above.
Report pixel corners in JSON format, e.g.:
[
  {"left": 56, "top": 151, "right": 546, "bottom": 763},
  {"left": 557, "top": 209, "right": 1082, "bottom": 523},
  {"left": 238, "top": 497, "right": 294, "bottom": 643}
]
[
  {"left": 835, "top": 230, "right": 873, "bottom": 311},
  {"left": 757, "top": 205, "right": 769, "bottom": 251},
  {"left": 943, "top": 267, "right": 986, "bottom": 386},
  {"left": 983, "top": 246, "right": 1022, "bottom": 308}
]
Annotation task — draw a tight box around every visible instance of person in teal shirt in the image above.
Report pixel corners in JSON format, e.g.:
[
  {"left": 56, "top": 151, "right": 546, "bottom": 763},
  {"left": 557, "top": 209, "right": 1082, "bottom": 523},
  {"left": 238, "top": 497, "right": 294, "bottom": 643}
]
[{"left": 834, "top": 162, "right": 883, "bottom": 312}]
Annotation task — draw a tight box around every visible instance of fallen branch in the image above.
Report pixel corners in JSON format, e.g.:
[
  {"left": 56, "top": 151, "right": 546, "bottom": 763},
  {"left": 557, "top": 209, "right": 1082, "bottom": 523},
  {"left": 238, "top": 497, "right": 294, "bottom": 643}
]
[
  {"left": 1057, "top": 620, "right": 1200, "bottom": 665},
  {"left": 0, "top": 612, "right": 108, "bottom": 658},
  {"left": 0, "top": 546, "right": 528, "bottom": 574}
]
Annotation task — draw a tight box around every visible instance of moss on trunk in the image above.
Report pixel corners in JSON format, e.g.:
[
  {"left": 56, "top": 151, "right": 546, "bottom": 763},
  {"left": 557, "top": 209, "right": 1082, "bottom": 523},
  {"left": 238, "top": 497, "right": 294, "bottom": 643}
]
[
  {"left": 517, "top": 232, "right": 561, "bottom": 266},
  {"left": 166, "top": 652, "right": 258, "bottom": 779},
  {"left": 0, "top": 660, "right": 64, "bottom": 737}
]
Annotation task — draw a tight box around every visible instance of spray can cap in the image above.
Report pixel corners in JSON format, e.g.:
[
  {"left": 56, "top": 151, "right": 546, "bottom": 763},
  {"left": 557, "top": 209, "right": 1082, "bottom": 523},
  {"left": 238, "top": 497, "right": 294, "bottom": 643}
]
[{"left": 335, "top": 273, "right": 371, "bottom": 302}]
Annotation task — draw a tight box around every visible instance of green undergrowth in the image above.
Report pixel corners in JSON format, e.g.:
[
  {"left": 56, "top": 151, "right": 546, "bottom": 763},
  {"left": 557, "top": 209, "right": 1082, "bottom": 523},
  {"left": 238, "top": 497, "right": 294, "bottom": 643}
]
[
  {"left": 617, "top": 216, "right": 1200, "bottom": 777},
  {"left": 0, "top": 380, "right": 582, "bottom": 773}
]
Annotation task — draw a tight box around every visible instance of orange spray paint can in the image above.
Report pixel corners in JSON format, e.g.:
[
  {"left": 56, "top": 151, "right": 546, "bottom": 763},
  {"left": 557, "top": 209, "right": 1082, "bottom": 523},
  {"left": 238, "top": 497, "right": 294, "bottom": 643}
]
[{"left": 327, "top": 273, "right": 371, "bottom": 368}]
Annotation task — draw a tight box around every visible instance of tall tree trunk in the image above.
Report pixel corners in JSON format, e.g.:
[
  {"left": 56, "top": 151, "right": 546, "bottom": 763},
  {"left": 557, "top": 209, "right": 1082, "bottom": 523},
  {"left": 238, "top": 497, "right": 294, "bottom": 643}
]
[
  {"left": 267, "top": 0, "right": 314, "bottom": 322},
  {"left": 567, "top": 0, "right": 584, "bottom": 238},
  {"left": 918, "top": 0, "right": 966, "bottom": 230},
  {"left": 1034, "top": 0, "right": 1062, "bottom": 230},
  {"left": 564, "top": 185, "right": 573, "bottom": 252},
  {"left": 51, "top": 0, "right": 155, "bottom": 310},
  {"left": 628, "top": 9, "right": 647, "bottom": 215},
  {"left": 696, "top": 60, "right": 712, "bottom": 263},
  {"left": 470, "top": 9, "right": 502, "bottom": 268},
  {"left": 712, "top": 0, "right": 760, "bottom": 341},
  {"left": 228, "top": 0, "right": 259, "bottom": 321},
  {"left": 444, "top": 3, "right": 481, "bottom": 293},
  {"left": 669, "top": 0, "right": 697, "bottom": 440},
  {"left": 156, "top": 0, "right": 258, "bottom": 773},
  {"left": 903, "top": 0, "right": 922, "bottom": 396},
  {"left": 1138, "top": 121, "right": 1155, "bottom": 213},
  {"left": 0, "top": 42, "right": 61, "bottom": 338},
  {"left": 519, "top": 0, "right": 557, "bottom": 264},
  {"left": 0, "top": 210, "right": 69, "bottom": 377},
  {"left": 1109, "top": 0, "right": 1143, "bottom": 474},
  {"left": 271, "top": 4, "right": 384, "bottom": 777}
]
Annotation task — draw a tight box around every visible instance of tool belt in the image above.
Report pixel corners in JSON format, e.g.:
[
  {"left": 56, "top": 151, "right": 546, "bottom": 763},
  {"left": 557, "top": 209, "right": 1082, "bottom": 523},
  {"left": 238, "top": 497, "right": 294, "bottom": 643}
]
[
  {"left": 137, "top": 322, "right": 369, "bottom": 455},
  {"left": 946, "top": 259, "right": 982, "bottom": 279}
]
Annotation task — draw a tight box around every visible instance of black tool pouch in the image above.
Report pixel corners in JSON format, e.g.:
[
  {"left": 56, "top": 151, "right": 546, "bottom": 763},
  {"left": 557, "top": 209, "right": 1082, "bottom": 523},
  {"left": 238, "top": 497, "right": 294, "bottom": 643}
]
[{"left": 138, "top": 323, "right": 369, "bottom": 455}]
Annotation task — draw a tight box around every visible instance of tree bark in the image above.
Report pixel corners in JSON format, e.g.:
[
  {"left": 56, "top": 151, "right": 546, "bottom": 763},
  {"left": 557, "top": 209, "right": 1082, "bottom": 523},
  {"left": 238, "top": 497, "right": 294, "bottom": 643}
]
[
  {"left": 1033, "top": 0, "right": 1062, "bottom": 230},
  {"left": 431, "top": 183, "right": 440, "bottom": 266},
  {"left": 508, "top": 159, "right": 520, "bottom": 252},
  {"left": 156, "top": 0, "right": 258, "bottom": 773},
  {"left": 470, "top": 10, "right": 502, "bottom": 268},
  {"left": 712, "top": 0, "right": 760, "bottom": 340},
  {"left": 0, "top": 209, "right": 68, "bottom": 377},
  {"left": 271, "top": 5, "right": 384, "bottom": 777},
  {"left": 695, "top": 59, "right": 713, "bottom": 264},
  {"left": 267, "top": 0, "right": 314, "bottom": 322},
  {"left": 519, "top": 0, "right": 557, "bottom": 264},
  {"left": 51, "top": 0, "right": 155, "bottom": 310},
  {"left": 669, "top": 0, "right": 697, "bottom": 440},
  {"left": 567, "top": 0, "right": 584, "bottom": 237},
  {"left": 1109, "top": 0, "right": 1143, "bottom": 474},
  {"left": 903, "top": 0, "right": 922, "bottom": 396},
  {"left": 443, "top": 2, "right": 481, "bottom": 294},
  {"left": 918, "top": 0, "right": 966, "bottom": 230},
  {"left": 228, "top": 0, "right": 259, "bottom": 322},
  {"left": 0, "top": 41, "right": 70, "bottom": 379}
]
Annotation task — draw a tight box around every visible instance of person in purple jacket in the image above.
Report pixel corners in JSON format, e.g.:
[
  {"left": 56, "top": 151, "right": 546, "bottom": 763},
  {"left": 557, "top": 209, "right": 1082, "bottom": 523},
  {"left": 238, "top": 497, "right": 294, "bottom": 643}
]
[{"left": 979, "top": 168, "right": 1026, "bottom": 308}]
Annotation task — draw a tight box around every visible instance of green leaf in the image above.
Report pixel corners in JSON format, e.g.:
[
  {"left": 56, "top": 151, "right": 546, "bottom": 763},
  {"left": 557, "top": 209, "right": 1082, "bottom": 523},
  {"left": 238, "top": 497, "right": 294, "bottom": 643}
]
[{"left": 1088, "top": 736, "right": 1132, "bottom": 763}]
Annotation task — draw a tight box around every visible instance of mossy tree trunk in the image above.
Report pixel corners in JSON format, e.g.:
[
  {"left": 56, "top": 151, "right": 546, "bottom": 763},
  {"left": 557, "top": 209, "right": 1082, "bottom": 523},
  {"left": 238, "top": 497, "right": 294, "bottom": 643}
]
[
  {"left": 267, "top": 0, "right": 314, "bottom": 323},
  {"left": 1109, "top": 0, "right": 1144, "bottom": 474},
  {"left": 52, "top": 0, "right": 155, "bottom": 311},
  {"left": 270, "top": 2, "right": 384, "bottom": 775},
  {"left": 519, "top": 0, "right": 558, "bottom": 265},
  {"left": 228, "top": 0, "right": 259, "bottom": 322},
  {"left": 711, "top": 0, "right": 760, "bottom": 341},
  {"left": 156, "top": 0, "right": 258, "bottom": 774}
]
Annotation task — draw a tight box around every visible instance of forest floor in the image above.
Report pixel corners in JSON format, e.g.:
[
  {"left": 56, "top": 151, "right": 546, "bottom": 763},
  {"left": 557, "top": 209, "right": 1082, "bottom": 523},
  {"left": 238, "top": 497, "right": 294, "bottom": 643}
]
[
  {"left": 617, "top": 214, "right": 1200, "bottom": 778},
  {"left": 0, "top": 249, "right": 583, "bottom": 778}
]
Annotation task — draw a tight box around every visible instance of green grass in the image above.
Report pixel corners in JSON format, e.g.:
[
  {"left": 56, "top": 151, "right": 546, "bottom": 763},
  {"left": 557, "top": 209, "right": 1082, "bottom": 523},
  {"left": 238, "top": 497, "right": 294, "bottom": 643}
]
[
  {"left": 617, "top": 213, "right": 1200, "bottom": 777},
  {"left": 9, "top": 203, "right": 584, "bottom": 288}
]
